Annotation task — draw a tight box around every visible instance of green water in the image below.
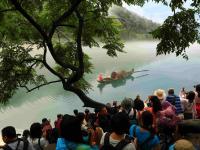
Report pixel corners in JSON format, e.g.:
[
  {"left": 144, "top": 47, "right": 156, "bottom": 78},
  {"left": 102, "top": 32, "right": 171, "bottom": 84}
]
[{"left": 0, "top": 41, "right": 200, "bottom": 131}]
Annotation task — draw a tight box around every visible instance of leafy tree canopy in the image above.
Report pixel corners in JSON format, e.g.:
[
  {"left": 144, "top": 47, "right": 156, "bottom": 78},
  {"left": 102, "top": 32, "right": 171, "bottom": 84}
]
[{"left": 0, "top": 0, "right": 199, "bottom": 107}]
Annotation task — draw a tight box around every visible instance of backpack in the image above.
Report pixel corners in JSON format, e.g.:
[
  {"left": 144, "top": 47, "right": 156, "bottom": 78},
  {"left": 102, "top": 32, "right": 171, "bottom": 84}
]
[
  {"left": 100, "top": 133, "right": 131, "bottom": 150},
  {"left": 3, "top": 138, "right": 29, "bottom": 150},
  {"left": 133, "top": 126, "right": 154, "bottom": 150}
]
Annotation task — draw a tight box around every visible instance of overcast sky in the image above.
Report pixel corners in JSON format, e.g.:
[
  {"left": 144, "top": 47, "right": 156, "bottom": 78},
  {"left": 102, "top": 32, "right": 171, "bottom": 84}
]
[{"left": 123, "top": 1, "right": 192, "bottom": 23}]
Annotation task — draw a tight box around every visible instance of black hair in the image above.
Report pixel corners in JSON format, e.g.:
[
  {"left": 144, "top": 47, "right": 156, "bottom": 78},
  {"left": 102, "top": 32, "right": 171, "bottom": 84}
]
[
  {"left": 22, "top": 129, "right": 30, "bottom": 139},
  {"left": 134, "top": 99, "right": 144, "bottom": 111},
  {"left": 141, "top": 111, "right": 155, "bottom": 135},
  {"left": 30, "top": 122, "right": 42, "bottom": 138},
  {"left": 111, "top": 112, "right": 130, "bottom": 135},
  {"left": 149, "top": 95, "right": 162, "bottom": 113},
  {"left": 2, "top": 126, "right": 16, "bottom": 138},
  {"left": 168, "top": 88, "right": 174, "bottom": 95},
  {"left": 195, "top": 84, "right": 200, "bottom": 97},
  {"left": 57, "top": 114, "right": 62, "bottom": 118},
  {"left": 186, "top": 91, "right": 195, "bottom": 103},
  {"left": 60, "top": 114, "right": 83, "bottom": 143},
  {"left": 84, "top": 109, "right": 90, "bottom": 114},
  {"left": 42, "top": 118, "right": 48, "bottom": 124},
  {"left": 73, "top": 109, "right": 79, "bottom": 116},
  {"left": 77, "top": 112, "right": 85, "bottom": 123}
]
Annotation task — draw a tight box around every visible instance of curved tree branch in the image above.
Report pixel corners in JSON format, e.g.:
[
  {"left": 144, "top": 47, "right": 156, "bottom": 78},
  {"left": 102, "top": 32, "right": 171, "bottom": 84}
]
[
  {"left": 42, "top": 42, "right": 65, "bottom": 83},
  {"left": 48, "top": 0, "right": 82, "bottom": 39},
  {"left": 65, "top": 85, "right": 105, "bottom": 108},
  {"left": 67, "top": 10, "right": 84, "bottom": 85},
  {"left": 0, "top": 8, "right": 16, "bottom": 13},
  {"left": 9, "top": 0, "right": 48, "bottom": 39},
  {"left": 19, "top": 80, "right": 62, "bottom": 92}
]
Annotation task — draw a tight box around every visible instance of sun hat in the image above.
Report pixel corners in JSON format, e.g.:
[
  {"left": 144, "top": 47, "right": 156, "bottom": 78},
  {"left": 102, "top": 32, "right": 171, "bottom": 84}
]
[
  {"left": 154, "top": 89, "right": 166, "bottom": 101},
  {"left": 173, "top": 139, "right": 195, "bottom": 150}
]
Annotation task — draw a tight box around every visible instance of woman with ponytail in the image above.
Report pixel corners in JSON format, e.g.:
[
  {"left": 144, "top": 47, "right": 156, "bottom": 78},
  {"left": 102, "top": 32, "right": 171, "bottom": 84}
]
[
  {"left": 194, "top": 84, "right": 200, "bottom": 119},
  {"left": 129, "top": 111, "right": 160, "bottom": 150}
]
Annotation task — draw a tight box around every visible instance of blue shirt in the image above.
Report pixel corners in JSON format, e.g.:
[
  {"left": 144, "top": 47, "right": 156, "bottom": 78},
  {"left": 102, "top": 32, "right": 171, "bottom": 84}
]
[
  {"left": 129, "top": 125, "right": 159, "bottom": 149},
  {"left": 56, "top": 138, "right": 98, "bottom": 150},
  {"left": 166, "top": 94, "right": 183, "bottom": 114}
]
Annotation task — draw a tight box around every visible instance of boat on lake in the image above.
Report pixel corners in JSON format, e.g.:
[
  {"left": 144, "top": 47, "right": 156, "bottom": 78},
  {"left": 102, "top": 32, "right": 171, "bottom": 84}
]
[{"left": 97, "top": 69, "right": 149, "bottom": 84}]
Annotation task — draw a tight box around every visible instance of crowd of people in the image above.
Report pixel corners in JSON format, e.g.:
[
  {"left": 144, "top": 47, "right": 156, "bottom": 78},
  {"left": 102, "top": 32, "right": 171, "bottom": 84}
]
[{"left": 1, "top": 84, "right": 200, "bottom": 150}]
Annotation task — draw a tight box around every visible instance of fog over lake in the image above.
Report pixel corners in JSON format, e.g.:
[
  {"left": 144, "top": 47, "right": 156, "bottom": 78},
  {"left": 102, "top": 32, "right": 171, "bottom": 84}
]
[{"left": 0, "top": 41, "right": 200, "bottom": 131}]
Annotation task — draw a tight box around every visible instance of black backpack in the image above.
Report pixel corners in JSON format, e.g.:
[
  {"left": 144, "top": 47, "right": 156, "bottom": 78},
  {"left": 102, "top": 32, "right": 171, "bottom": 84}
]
[
  {"left": 133, "top": 126, "right": 154, "bottom": 150},
  {"left": 100, "top": 133, "right": 131, "bottom": 150},
  {"left": 2, "top": 138, "right": 29, "bottom": 150}
]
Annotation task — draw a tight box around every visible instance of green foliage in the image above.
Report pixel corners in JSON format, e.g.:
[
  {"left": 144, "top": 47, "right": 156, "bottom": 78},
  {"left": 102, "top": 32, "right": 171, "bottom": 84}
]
[
  {"left": 0, "top": 42, "right": 46, "bottom": 103},
  {"left": 152, "top": 9, "right": 199, "bottom": 59}
]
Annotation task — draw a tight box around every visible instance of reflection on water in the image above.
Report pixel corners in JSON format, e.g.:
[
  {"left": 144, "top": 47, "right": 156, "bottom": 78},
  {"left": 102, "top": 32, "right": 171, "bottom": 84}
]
[{"left": 0, "top": 41, "right": 200, "bottom": 131}]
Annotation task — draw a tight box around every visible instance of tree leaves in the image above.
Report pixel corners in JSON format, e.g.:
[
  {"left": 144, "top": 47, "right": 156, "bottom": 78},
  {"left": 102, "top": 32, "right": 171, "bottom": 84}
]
[{"left": 151, "top": 9, "right": 199, "bottom": 59}]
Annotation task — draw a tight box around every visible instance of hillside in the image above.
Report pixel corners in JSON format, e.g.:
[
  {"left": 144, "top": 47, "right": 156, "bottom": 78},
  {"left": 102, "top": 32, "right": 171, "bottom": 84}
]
[{"left": 110, "top": 6, "right": 160, "bottom": 40}]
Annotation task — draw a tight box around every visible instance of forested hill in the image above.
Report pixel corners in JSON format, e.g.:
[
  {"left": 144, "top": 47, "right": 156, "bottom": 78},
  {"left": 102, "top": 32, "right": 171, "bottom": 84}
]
[{"left": 110, "top": 6, "right": 160, "bottom": 40}]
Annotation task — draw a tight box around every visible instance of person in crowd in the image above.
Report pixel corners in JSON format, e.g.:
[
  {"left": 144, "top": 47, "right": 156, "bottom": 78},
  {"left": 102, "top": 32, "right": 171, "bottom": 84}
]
[
  {"left": 30, "top": 123, "right": 48, "bottom": 150},
  {"left": 179, "top": 87, "right": 187, "bottom": 99},
  {"left": 77, "top": 112, "right": 88, "bottom": 133},
  {"left": 95, "top": 106, "right": 111, "bottom": 133},
  {"left": 73, "top": 109, "right": 79, "bottom": 117},
  {"left": 100, "top": 112, "right": 136, "bottom": 150},
  {"left": 85, "top": 109, "right": 90, "bottom": 123},
  {"left": 154, "top": 89, "right": 166, "bottom": 103},
  {"left": 133, "top": 96, "right": 145, "bottom": 125},
  {"left": 54, "top": 114, "right": 63, "bottom": 135},
  {"left": 145, "top": 95, "right": 162, "bottom": 131},
  {"left": 0, "top": 126, "right": 34, "bottom": 150},
  {"left": 181, "top": 91, "right": 196, "bottom": 119},
  {"left": 129, "top": 111, "right": 160, "bottom": 150},
  {"left": 44, "top": 128, "right": 59, "bottom": 150},
  {"left": 41, "top": 118, "right": 52, "bottom": 138},
  {"left": 120, "top": 97, "right": 134, "bottom": 114},
  {"left": 166, "top": 88, "right": 183, "bottom": 115},
  {"left": 22, "top": 130, "right": 30, "bottom": 141},
  {"left": 56, "top": 114, "right": 97, "bottom": 150},
  {"left": 194, "top": 84, "right": 200, "bottom": 119}
]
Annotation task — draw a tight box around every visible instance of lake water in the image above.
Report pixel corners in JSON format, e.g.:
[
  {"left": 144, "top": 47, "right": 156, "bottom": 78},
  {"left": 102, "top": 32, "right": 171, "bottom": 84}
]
[{"left": 0, "top": 41, "right": 200, "bottom": 132}]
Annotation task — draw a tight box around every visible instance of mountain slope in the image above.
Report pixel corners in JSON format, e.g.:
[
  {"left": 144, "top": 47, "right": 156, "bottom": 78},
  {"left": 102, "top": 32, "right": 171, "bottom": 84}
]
[{"left": 110, "top": 6, "right": 160, "bottom": 40}]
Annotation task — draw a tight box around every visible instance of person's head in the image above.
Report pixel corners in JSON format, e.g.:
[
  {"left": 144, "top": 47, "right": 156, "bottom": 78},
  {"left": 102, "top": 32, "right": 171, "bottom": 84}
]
[
  {"left": 73, "top": 109, "right": 79, "bottom": 116},
  {"left": 111, "top": 112, "right": 130, "bottom": 135},
  {"left": 111, "top": 72, "right": 117, "bottom": 79},
  {"left": 149, "top": 95, "right": 162, "bottom": 113},
  {"left": 195, "top": 84, "right": 200, "bottom": 97},
  {"left": 77, "top": 112, "right": 85, "bottom": 123},
  {"left": 84, "top": 109, "right": 90, "bottom": 114},
  {"left": 113, "top": 101, "right": 117, "bottom": 107},
  {"left": 121, "top": 97, "right": 133, "bottom": 112},
  {"left": 1, "top": 126, "right": 17, "bottom": 143},
  {"left": 98, "top": 106, "right": 108, "bottom": 115},
  {"left": 42, "top": 118, "right": 50, "bottom": 126},
  {"left": 168, "top": 88, "right": 175, "bottom": 95},
  {"left": 60, "top": 114, "right": 83, "bottom": 143},
  {"left": 134, "top": 98, "right": 144, "bottom": 111},
  {"left": 154, "top": 89, "right": 166, "bottom": 101},
  {"left": 141, "top": 111, "right": 154, "bottom": 133},
  {"left": 186, "top": 91, "right": 195, "bottom": 103},
  {"left": 57, "top": 114, "right": 63, "bottom": 119},
  {"left": 22, "top": 129, "right": 30, "bottom": 139},
  {"left": 30, "top": 122, "right": 42, "bottom": 139}
]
